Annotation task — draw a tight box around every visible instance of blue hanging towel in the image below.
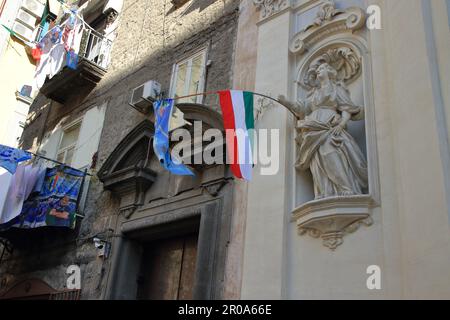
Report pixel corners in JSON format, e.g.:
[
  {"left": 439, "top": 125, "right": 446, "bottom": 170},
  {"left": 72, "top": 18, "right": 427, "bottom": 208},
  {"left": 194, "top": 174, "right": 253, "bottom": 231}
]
[
  {"left": 66, "top": 49, "right": 78, "bottom": 69},
  {"left": 153, "top": 99, "right": 194, "bottom": 176},
  {"left": 0, "top": 144, "right": 32, "bottom": 174}
]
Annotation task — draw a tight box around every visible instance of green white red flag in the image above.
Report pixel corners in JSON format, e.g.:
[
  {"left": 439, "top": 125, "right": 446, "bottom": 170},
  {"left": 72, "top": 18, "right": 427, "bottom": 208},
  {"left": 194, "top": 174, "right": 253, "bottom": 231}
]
[{"left": 218, "top": 90, "right": 255, "bottom": 181}]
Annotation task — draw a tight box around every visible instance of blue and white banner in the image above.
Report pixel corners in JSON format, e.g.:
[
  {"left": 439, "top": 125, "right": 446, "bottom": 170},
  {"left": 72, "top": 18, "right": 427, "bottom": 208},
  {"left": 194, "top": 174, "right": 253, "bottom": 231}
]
[{"left": 153, "top": 99, "right": 194, "bottom": 176}]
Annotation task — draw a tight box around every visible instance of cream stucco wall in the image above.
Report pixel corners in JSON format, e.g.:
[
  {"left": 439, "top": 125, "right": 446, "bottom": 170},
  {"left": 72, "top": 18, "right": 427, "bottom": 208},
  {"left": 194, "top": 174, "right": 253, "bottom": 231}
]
[
  {"left": 0, "top": 36, "right": 36, "bottom": 147},
  {"left": 239, "top": 0, "right": 450, "bottom": 299}
]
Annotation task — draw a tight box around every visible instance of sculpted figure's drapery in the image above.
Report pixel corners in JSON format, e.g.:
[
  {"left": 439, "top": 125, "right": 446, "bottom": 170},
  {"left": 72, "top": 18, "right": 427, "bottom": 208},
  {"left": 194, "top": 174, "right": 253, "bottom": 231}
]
[{"left": 281, "top": 48, "right": 368, "bottom": 200}]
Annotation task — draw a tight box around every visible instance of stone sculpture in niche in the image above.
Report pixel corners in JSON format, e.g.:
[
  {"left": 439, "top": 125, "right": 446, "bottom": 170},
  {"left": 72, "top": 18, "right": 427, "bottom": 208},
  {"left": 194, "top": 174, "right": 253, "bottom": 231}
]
[
  {"left": 281, "top": 47, "right": 367, "bottom": 200},
  {"left": 285, "top": 1, "right": 375, "bottom": 251}
]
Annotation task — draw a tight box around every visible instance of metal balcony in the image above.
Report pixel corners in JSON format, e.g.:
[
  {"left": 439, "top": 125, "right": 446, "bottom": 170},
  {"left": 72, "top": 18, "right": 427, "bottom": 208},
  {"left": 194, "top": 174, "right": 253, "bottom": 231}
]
[{"left": 39, "top": 28, "right": 113, "bottom": 104}]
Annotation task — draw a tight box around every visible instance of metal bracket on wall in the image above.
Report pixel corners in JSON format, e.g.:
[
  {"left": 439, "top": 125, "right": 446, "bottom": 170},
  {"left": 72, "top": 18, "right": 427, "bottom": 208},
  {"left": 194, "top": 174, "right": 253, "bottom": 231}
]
[{"left": 0, "top": 238, "right": 14, "bottom": 265}]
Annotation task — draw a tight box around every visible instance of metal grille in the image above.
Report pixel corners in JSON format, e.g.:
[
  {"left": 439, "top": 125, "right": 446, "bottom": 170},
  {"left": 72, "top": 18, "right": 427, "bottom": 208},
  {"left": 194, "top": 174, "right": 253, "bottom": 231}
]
[
  {"left": 79, "top": 28, "right": 113, "bottom": 70},
  {"left": 49, "top": 289, "right": 81, "bottom": 300}
]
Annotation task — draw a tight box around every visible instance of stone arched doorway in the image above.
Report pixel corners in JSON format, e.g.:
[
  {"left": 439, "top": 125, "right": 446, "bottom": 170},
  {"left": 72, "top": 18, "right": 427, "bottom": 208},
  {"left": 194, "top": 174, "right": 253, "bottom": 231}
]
[{"left": 98, "top": 104, "right": 234, "bottom": 300}]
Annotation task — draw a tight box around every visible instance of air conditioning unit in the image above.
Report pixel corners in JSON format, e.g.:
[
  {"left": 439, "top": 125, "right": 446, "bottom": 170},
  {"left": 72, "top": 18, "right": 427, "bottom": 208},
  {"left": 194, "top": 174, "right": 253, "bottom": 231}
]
[
  {"left": 16, "top": 9, "right": 37, "bottom": 29},
  {"left": 130, "top": 80, "right": 162, "bottom": 113},
  {"left": 11, "top": 21, "right": 34, "bottom": 41},
  {"left": 21, "top": 0, "right": 45, "bottom": 18}
]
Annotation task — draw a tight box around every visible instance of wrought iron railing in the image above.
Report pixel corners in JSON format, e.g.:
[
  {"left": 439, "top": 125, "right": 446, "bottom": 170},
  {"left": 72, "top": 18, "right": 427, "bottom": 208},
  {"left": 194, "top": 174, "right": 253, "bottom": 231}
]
[
  {"left": 78, "top": 28, "right": 113, "bottom": 70},
  {"left": 33, "top": 26, "right": 113, "bottom": 70}
]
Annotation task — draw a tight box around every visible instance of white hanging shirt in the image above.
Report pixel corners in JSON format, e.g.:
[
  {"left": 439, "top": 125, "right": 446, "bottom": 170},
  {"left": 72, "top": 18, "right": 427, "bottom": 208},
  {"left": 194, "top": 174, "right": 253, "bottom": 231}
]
[
  {"left": 0, "top": 165, "right": 41, "bottom": 224},
  {"left": 0, "top": 168, "right": 13, "bottom": 217}
]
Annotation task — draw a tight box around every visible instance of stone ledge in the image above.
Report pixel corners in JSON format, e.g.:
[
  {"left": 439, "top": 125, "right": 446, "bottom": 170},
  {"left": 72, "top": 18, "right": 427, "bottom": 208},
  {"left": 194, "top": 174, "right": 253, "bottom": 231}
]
[{"left": 292, "top": 195, "right": 375, "bottom": 250}]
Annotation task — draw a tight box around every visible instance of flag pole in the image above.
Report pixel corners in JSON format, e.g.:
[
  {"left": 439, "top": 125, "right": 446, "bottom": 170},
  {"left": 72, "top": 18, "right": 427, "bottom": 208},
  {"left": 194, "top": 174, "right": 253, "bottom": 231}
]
[{"left": 173, "top": 91, "right": 301, "bottom": 119}]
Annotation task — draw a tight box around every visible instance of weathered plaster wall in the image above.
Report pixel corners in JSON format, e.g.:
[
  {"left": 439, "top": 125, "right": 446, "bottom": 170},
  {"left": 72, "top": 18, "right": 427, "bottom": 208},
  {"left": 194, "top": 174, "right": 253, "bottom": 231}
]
[{"left": 1, "top": 0, "right": 240, "bottom": 299}]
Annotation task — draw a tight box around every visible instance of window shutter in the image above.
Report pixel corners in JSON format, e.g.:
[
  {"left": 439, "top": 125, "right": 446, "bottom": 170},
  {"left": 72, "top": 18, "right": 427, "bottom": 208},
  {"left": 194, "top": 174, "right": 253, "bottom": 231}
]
[
  {"left": 39, "top": 127, "right": 63, "bottom": 160},
  {"left": 71, "top": 103, "right": 107, "bottom": 170}
]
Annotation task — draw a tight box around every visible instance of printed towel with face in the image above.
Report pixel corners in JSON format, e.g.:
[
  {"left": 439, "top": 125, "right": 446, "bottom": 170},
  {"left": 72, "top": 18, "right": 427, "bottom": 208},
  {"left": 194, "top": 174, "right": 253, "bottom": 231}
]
[{"left": 11, "top": 165, "right": 86, "bottom": 230}]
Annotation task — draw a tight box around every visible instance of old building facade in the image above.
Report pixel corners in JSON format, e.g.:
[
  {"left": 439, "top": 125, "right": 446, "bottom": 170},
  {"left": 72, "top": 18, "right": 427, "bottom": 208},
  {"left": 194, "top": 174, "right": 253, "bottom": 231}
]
[
  {"left": 0, "top": 0, "right": 47, "bottom": 147},
  {"left": 1, "top": 0, "right": 450, "bottom": 300},
  {"left": 0, "top": 0, "right": 242, "bottom": 300},
  {"left": 237, "top": 0, "right": 450, "bottom": 299}
]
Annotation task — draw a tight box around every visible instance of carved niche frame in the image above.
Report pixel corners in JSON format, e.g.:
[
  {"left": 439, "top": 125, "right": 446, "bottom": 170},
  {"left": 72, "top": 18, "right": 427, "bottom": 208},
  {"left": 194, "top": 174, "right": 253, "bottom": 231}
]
[{"left": 289, "top": 1, "right": 380, "bottom": 250}]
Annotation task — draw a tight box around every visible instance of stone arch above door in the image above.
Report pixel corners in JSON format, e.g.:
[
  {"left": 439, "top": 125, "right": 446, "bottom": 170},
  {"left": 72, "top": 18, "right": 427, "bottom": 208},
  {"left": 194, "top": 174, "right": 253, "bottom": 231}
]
[{"left": 98, "top": 104, "right": 228, "bottom": 218}]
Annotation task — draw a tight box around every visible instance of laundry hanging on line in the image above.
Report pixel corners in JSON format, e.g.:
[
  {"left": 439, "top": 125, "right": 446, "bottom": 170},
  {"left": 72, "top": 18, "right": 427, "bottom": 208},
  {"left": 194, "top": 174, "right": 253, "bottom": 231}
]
[
  {"left": 0, "top": 144, "right": 32, "bottom": 174},
  {"left": 33, "top": 11, "right": 85, "bottom": 90},
  {"left": 10, "top": 165, "right": 86, "bottom": 230},
  {"left": 0, "top": 164, "right": 45, "bottom": 225},
  {"left": 0, "top": 145, "right": 88, "bottom": 231}
]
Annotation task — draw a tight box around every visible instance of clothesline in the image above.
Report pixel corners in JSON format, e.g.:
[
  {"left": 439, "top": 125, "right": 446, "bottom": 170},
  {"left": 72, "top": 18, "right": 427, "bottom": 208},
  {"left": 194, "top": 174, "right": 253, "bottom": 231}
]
[
  {"left": 0, "top": 143, "right": 88, "bottom": 230},
  {"left": 55, "top": 0, "right": 99, "bottom": 34},
  {"left": 29, "top": 151, "right": 92, "bottom": 176},
  {"left": 172, "top": 90, "right": 301, "bottom": 119},
  {"left": 34, "top": 0, "right": 102, "bottom": 47}
]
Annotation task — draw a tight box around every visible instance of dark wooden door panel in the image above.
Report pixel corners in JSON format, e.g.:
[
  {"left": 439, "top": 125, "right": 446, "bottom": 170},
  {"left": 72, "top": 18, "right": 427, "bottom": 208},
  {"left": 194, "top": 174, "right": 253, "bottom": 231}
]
[
  {"left": 178, "top": 235, "right": 198, "bottom": 300},
  {"left": 138, "top": 234, "right": 198, "bottom": 300}
]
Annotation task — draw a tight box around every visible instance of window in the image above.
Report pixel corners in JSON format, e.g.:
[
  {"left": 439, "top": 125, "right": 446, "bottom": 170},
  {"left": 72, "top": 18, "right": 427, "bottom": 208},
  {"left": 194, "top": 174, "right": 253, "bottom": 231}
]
[
  {"left": 170, "top": 49, "right": 207, "bottom": 104},
  {"left": 56, "top": 123, "right": 81, "bottom": 166}
]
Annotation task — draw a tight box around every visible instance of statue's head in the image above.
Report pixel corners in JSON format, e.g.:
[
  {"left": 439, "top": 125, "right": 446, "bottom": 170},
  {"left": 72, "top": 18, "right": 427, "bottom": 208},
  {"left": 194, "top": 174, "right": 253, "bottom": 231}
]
[
  {"left": 316, "top": 63, "right": 338, "bottom": 82},
  {"left": 300, "top": 47, "right": 361, "bottom": 89}
]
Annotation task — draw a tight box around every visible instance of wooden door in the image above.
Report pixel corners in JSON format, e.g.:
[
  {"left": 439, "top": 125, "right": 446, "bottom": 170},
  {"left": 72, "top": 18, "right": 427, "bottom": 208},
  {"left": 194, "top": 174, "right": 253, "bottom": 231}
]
[{"left": 137, "top": 234, "right": 198, "bottom": 300}]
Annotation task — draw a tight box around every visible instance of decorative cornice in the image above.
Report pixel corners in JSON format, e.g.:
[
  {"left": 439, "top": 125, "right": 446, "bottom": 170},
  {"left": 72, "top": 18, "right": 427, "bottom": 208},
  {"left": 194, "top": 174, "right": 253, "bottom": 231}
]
[
  {"left": 253, "top": 0, "right": 289, "bottom": 20},
  {"left": 290, "top": 0, "right": 366, "bottom": 55},
  {"left": 292, "top": 195, "right": 374, "bottom": 250},
  {"left": 305, "top": 0, "right": 343, "bottom": 29}
]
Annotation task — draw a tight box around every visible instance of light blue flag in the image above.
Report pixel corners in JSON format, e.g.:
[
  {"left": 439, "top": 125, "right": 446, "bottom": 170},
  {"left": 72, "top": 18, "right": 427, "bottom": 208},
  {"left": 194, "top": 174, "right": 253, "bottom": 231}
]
[{"left": 153, "top": 99, "right": 194, "bottom": 176}]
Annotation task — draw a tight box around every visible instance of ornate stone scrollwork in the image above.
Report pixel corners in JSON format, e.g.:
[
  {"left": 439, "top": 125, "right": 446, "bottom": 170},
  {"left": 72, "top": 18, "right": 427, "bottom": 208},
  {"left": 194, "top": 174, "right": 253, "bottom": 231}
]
[
  {"left": 253, "top": 0, "right": 289, "bottom": 19},
  {"left": 293, "top": 196, "right": 374, "bottom": 250},
  {"left": 307, "top": 0, "right": 344, "bottom": 28},
  {"left": 290, "top": 0, "right": 366, "bottom": 55}
]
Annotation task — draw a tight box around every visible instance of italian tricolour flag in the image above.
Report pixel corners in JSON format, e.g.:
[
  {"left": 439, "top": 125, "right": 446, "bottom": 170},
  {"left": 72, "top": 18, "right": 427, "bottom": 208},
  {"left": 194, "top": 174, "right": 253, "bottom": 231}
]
[{"left": 218, "top": 90, "right": 255, "bottom": 181}]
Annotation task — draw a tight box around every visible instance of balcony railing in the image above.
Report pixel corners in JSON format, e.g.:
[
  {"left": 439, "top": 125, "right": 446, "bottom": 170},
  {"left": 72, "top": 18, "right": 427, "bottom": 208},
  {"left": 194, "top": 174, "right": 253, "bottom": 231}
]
[
  {"left": 33, "top": 26, "right": 112, "bottom": 70},
  {"left": 79, "top": 28, "right": 113, "bottom": 70},
  {"left": 37, "top": 27, "right": 112, "bottom": 103}
]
